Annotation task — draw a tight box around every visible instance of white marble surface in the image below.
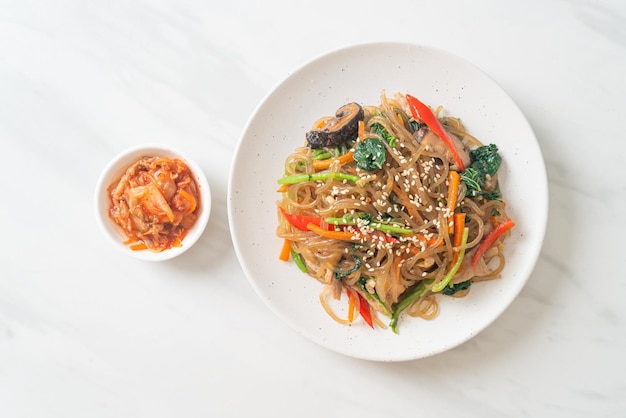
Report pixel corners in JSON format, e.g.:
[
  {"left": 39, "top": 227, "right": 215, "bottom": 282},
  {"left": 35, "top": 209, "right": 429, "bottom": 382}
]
[{"left": 1, "top": 0, "right": 624, "bottom": 416}]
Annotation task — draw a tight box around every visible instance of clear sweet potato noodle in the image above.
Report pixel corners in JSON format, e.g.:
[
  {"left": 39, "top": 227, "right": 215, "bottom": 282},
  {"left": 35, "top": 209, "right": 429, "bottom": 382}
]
[{"left": 108, "top": 156, "right": 200, "bottom": 252}]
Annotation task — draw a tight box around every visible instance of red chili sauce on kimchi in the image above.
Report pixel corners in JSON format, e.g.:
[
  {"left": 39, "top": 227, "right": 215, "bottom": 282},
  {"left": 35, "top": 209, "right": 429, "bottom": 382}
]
[{"left": 108, "top": 156, "right": 200, "bottom": 252}]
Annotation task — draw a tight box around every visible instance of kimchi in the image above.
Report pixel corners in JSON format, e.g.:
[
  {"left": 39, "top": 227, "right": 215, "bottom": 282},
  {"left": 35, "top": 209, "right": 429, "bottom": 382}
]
[{"left": 108, "top": 156, "right": 200, "bottom": 252}]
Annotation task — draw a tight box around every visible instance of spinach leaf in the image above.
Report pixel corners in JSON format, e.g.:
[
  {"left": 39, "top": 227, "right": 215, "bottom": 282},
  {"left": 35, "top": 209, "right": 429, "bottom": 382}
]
[
  {"left": 442, "top": 280, "right": 472, "bottom": 296},
  {"left": 371, "top": 122, "right": 396, "bottom": 147},
  {"left": 470, "top": 144, "right": 501, "bottom": 177},
  {"left": 408, "top": 120, "right": 422, "bottom": 133},
  {"left": 460, "top": 144, "right": 502, "bottom": 200},
  {"left": 354, "top": 137, "right": 386, "bottom": 171},
  {"left": 357, "top": 212, "right": 373, "bottom": 224},
  {"left": 357, "top": 277, "right": 392, "bottom": 317},
  {"left": 482, "top": 188, "right": 502, "bottom": 201},
  {"left": 459, "top": 167, "right": 483, "bottom": 193},
  {"left": 335, "top": 255, "right": 362, "bottom": 279}
]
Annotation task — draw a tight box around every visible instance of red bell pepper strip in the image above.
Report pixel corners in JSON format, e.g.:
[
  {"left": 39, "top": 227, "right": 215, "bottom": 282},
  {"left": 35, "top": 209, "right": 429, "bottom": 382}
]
[
  {"left": 356, "top": 292, "right": 374, "bottom": 329},
  {"left": 405, "top": 93, "right": 466, "bottom": 171},
  {"left": 471, "top": 218, "right": 515, "bottom": 267},
  {"left": 280, "top": 207, "right": 331, "bottom": 232}
]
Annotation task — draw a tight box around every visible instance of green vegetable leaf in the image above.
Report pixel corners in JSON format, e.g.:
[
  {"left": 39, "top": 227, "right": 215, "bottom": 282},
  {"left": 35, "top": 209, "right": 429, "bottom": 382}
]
[
  {"left": 482, "top": 188, "right": 502, "bottom": 201},
  {"left": 335, "top": 255, "right": 362, "bottom": 279},
  {"left": 470, "top": 144, "right": 501, "bottom": 176},
  {"left": 357, "top": 212, "right": 374, "bottom": 224},
  {"left": 357, "top": 277, "right": 392, "bottom": 317},
  {"left": 408, "top": 120, "right": 422, "bottom": 133},
  {"left": 460, "top": 167, "right": 483, "bottom": 196},
  {"left": 371, "top": 122, "right": 396, "bottom": 147},
  {"left": 354, "top": 137, "right": 386, "bottom": 171},
  {"left": 460, "top": 144, "right": 503, "bottom": 200},
  {"left": 442, "top": 280, "right": 472, "bottom": 296}
]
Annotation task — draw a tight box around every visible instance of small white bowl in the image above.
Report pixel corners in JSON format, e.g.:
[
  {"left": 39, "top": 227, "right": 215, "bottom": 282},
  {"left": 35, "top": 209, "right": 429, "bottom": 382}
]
[{"left": 94, "top": 144, "right": 211, "bottom": 261}]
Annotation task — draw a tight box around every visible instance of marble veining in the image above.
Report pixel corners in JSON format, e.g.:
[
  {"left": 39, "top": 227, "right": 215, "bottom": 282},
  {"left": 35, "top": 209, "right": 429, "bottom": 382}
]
[{"left": 1, "top": 0, "right": 625, "bottom": 417}]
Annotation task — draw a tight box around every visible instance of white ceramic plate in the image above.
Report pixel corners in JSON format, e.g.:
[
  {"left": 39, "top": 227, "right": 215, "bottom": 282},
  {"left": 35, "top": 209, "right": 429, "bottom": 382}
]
[{"left": 228, "top": 42, "right": 547, "bottom": 361}]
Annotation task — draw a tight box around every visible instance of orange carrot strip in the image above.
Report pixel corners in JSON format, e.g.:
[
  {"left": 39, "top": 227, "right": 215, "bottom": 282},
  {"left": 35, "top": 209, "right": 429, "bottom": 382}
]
[
  {"left": 279, "top": 239, "right": 291, "bottom": 261},
  {"left": 276, "top": 184, "right": 290, "bottom": 193},
  {"left": 446, "top": 171, "right": 460, "bottom": 233},
  {"left": 453, "top": 213, "right": 466, "bottom": 241},
  {"left": 393, "top": 254, "right": 404, "bottom": 283},
  {"left": 307, "top": 223, "right": 360, "bottom": 241},
  {"left": 358, "top": 120, "right": 365, "bottom": 140},
  {"left": 312, "top": 152, "right": 354, "bottom": 171},
  {"left": 450, "top": 213, "right": 466, "bottom": 266},
  {"left": 130, "top": 243, "right": 148, "bottom": 251},
  {"left": 347, "top": 290, "right": 356, "bottom": 323}
]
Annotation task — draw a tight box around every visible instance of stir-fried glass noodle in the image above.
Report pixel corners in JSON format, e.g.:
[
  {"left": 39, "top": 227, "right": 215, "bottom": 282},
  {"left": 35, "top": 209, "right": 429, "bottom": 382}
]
[
  {"left": 276, "top": 91, "right": 515, "bottom": 333},
  {"left": 109, "top": 156, "right": 200, "bottom": 252}
]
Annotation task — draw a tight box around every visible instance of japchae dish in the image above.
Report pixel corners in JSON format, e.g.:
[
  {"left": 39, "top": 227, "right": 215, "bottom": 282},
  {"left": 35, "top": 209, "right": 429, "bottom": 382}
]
[
  {"left": 109, "top": 156, "right": 200, "bottom": 252},
  {"left": 276, "top": 91, "right": 516, "bottom": 333}
]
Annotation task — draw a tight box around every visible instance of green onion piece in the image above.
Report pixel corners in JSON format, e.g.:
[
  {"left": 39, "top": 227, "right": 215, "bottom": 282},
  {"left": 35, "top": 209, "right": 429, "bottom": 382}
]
[
  {"left": 311, "top": 149, "right": 332, "bottom": 161},
  {"left": 389, "top": 281, "right": 430, "bottom": 334},
  {"left": 278, "top": 172, "right": 361, "bottom": 185},
  {"left": 290, "top": 249, "right": 307, "bottom": 272},
  {"left": 431, "top": 227, "right": 470, "bottom": 292},
  {"left": 369, "top": 222, "right": 412, "bottom": 235},
  {"left": 325, "top": 216, "right": 357, "bottom": 226},
  {"left": 324, "top": 215, "right": 413, "bottom": 236}
]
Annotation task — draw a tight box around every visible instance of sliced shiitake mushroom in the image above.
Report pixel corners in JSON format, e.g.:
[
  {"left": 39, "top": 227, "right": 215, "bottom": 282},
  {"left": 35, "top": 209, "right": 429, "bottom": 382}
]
[
  {"left": 417, "top": 128, "right": 471, "bottom": 171},
  {"left": 306, "top": 102, "right": 364, "bottom": 148}
]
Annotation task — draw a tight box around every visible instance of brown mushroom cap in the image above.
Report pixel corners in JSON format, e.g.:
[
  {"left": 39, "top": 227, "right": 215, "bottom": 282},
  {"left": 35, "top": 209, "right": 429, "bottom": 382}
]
[{"left": 306, "top": 102, "right": 364, "bottom": 148}]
